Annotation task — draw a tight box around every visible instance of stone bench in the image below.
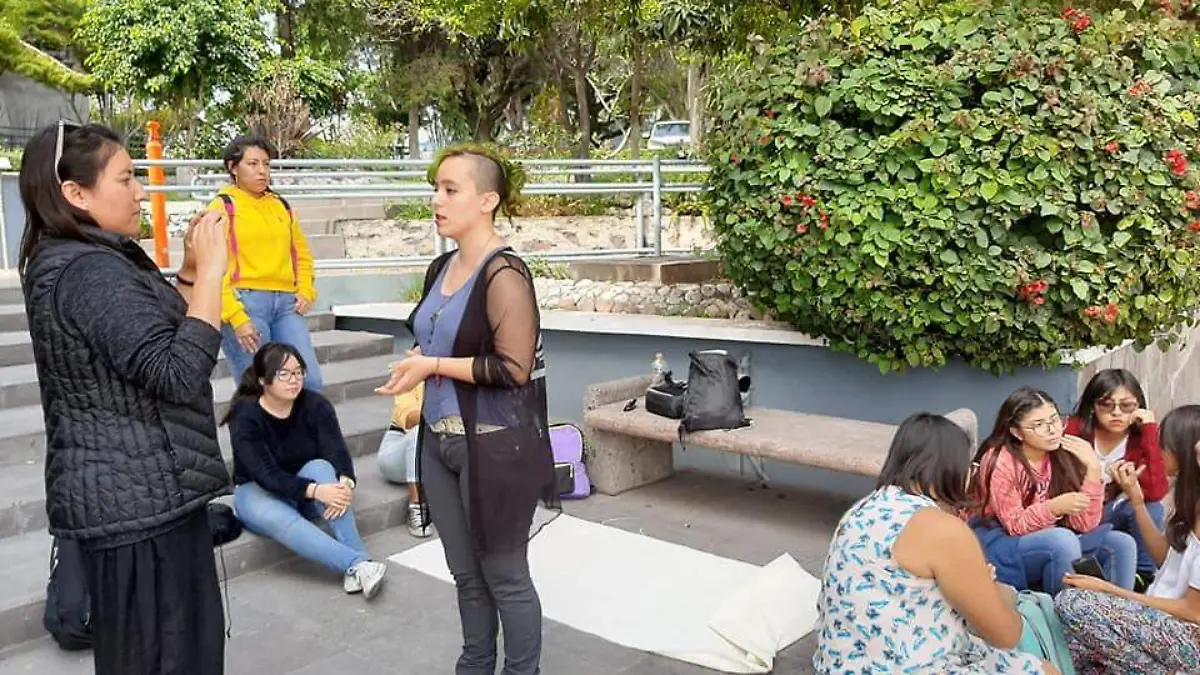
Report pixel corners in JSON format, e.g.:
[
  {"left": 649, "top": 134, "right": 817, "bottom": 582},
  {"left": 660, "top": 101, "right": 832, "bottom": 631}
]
[{"left": 583, "top": 374, "right": 978, "bottom": 495}]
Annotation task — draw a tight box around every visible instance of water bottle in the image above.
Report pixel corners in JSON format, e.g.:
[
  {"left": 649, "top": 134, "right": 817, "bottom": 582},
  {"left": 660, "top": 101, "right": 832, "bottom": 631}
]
[{"left": 651, "top": 353, "right": 669, "bottom": 387}]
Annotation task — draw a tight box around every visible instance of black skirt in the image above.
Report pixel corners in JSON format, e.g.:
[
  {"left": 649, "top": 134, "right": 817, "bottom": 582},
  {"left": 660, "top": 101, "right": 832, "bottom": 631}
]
[{"left": 81, "top": 508, "right": 225, "bottom": 675}]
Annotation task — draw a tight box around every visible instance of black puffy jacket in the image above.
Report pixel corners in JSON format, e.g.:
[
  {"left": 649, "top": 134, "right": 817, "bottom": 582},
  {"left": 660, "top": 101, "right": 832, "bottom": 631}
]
[{"left": 23, "top": 227, "right": 230, "bottom": 547}]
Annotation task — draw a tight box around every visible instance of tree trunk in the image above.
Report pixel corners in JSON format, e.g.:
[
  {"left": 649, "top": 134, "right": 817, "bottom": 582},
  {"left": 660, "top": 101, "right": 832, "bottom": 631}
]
[
  {"left": 687, "top": 61, "right": 704, "bottom": 149},
  {"left": 629, "top": 41, "right": 643, "bottom": 160},
  {"left": 408, "top": 105, "right": 421, "bottom": 158},
  {"left": 557, "top": 76, "right": 575, "bottom": 134},
  {"left": 573, "top": 66, "right": 591, "bottom": 161},
  {"left": 277, "top": 2, "right": 296, "bottom": 59}
]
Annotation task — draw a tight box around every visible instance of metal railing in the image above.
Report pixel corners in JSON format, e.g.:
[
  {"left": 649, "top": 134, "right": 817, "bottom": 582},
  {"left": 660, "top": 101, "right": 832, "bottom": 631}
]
[{"left": 132, "top": 157, "right": 710, "bottom": 267}]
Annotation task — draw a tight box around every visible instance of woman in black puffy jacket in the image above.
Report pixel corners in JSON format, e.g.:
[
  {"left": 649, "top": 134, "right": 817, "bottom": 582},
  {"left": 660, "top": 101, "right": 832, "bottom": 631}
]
[{"left": 19, "top": 122, "right": 231, "bottom": 675}]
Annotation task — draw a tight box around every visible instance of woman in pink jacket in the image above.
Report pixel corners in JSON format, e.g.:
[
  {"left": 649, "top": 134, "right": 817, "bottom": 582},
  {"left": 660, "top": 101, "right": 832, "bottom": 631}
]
[{"left": 970, "top": 387, "right": 1137, "bottom": 595}]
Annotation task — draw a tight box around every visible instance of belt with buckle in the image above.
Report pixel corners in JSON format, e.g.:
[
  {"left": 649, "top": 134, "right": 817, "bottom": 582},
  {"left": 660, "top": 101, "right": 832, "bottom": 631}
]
[{"left": 429, "top": 416, "right": 504, "bottom": 436}]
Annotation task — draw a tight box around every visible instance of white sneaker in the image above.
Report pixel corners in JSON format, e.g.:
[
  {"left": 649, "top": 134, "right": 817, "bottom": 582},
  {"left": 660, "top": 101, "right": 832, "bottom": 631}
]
[
  {"left": 408, "top": 502, "right": 435, "bottom": 539},
  {"left": 344, "top": 569, "right": 362, "bottom": 594},
  {"left": 348, "top": 560, "right": 387, "bottom": 600}
]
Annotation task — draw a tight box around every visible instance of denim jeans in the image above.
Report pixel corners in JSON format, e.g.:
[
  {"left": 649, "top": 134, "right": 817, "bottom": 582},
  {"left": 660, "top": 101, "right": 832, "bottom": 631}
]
[
  {"left": 221, "top": 289, "right": 323, "bottom": 391},
  {"left": 233, "top": 459, "right": 368, "bottom": 574},
  {"left": 422, "top": 431, "right": 542, "bottom": 675},
  {"left": 377, "top": 429, "right": 418, "bottom": 485},
  {"left": 1104, "top": 499, "right": 1166, "bottom": 574},
  {"left": 1017, "top": 526, "right": 1137, "bottom": 595}
]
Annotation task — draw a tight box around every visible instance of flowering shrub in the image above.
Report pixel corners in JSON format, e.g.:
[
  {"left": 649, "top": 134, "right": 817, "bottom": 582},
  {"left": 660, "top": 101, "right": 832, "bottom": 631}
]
[{"left": 705, "top": 0, "right": 1200, "bottom": 373}]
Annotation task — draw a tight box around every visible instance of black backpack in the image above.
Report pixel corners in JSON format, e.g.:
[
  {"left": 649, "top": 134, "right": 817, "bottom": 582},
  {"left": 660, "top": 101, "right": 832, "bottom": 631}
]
[{"left": 43, "top": 537, "right": 92, "bottom": 651}]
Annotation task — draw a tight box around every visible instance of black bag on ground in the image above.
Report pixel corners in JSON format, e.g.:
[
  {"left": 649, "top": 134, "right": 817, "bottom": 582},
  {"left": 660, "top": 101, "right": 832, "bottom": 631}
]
[
  {"left": 678, "top": 350, "right": 750, "bottom": 435},
  {"left": 645, "top": 375, "right": 688, "bottom": 419},
  {"left": 207, "top": 502, "right": 243, "bottom": 547},
  {"left": 44, "top": 537, "right": 92, "bottom": 651}
]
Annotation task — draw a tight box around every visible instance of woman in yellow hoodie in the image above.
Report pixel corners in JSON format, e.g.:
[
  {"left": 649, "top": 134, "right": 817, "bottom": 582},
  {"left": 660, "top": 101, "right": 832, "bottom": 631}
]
[{"left": 208, "top": 135, "right": 322, "bottom": 391}]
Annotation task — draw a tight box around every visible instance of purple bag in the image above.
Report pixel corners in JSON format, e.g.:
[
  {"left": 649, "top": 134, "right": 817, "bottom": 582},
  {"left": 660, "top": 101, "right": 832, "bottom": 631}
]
[{"left": 550, "top": 423, "right": 591, "bottom": 499}]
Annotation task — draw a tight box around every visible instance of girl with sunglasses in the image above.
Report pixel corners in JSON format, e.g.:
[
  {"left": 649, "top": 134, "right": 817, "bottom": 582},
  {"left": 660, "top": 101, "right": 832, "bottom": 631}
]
[
  {"left": 1066, "top": 369, "right": 1167, "bottom": 590},
  {"left": 970, "top": 387, "right": 1137, "bottom": 596}
]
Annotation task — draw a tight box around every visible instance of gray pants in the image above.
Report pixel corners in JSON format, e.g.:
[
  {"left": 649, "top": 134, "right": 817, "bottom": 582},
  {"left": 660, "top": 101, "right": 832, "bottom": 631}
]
[{"left": 423, "top": 431, "right": 542, "bottom": 675}]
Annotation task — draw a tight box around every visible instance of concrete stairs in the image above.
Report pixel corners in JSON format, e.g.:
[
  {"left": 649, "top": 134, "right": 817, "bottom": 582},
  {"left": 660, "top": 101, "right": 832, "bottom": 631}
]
[{"left": 0, "top": 280, "right": 410, "bottom": 652}]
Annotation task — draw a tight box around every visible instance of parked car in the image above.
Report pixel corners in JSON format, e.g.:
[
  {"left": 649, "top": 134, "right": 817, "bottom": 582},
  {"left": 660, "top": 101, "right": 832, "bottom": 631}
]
[{"left": 647, "top": 120, "right": 691, "bottom": 150}]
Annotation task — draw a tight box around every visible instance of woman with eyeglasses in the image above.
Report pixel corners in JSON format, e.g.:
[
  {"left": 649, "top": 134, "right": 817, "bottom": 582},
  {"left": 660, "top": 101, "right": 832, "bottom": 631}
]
[
  {"left": 19, "top": 122, "right": 231, "bottom": 673},
  {"left": 1055, "top": 405, "right": 1200, "bottom": 674},
  {"left": 223, "top": 342, "right": 387, "bottom": 599},
  {"left": 969, "top": 387, "right": 1137, "bottom": 595},
  {"left": 1064, "top": 369, "right": 1167, "bottom": 590}
]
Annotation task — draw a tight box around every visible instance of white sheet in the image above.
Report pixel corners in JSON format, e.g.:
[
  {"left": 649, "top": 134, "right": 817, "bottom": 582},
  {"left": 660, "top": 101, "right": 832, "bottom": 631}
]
[{"left": 388, "top": 513, "right": 821, "bottom": 673}]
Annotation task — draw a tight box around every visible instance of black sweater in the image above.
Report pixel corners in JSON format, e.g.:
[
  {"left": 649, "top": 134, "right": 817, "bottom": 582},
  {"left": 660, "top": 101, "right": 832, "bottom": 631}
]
[{"left": 230, "top": 390, "right": 356, "bottom": 503}]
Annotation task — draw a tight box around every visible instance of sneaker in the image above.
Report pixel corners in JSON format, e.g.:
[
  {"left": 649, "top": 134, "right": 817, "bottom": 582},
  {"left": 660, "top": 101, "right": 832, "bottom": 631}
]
[
  {"left": 408, "top": 502, "right": 435, "bottom": 539},
  {"left": 1134, "top": 571, "right": 1156, "bottom": 593},
  {"left": 344, "top": 569, "right": 363, "bottom": 594},
  {"left": 348, "top": 561, "right": 387, "bottom": 600}
]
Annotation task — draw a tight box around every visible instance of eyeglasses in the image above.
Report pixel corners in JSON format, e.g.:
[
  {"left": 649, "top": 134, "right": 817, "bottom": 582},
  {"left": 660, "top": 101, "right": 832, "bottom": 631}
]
[
  {"left": 274, "top": 369, "right": 306, "bottom": 383},
  {"left": 1020, "top": 413, "right": 1064, "bottom": 437},
  {"left": 1096, "top": 399, "right": 1138, "bottom": 414},
  {"left": 53, "top": 120, "right": 82, "bottom": 184}
]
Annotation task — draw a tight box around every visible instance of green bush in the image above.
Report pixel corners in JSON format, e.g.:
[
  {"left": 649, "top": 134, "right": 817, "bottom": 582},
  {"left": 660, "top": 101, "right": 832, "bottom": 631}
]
[{"left": 705, "top": 0, "right": 1200, "bottom": 373}]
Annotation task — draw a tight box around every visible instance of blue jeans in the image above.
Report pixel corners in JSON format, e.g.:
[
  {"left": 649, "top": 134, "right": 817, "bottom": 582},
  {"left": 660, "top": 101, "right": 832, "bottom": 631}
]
[
  {"left": 1017, "top": 526, "right": 1137, "bottom": 595},
  {"left": 1105, "top": 499, "right": 1166, "bottom": 574},
  {"left": 377, "top": 429, "right": 418, "bottom": 485},
  {"left": 221, "top": 289, "right": 323, "bottom": 391},
  {"left": 233, "top": 459, "right": 368, "bottom": 574}
]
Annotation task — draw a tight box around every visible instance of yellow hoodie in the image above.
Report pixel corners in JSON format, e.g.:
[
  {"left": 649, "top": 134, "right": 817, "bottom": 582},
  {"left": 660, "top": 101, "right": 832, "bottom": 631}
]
[
  {"left": 207, "top": 185, "right": 317, "bottom": 329},
  {"left": 391, "top": 382, "right": 424, "bottom": 430}
]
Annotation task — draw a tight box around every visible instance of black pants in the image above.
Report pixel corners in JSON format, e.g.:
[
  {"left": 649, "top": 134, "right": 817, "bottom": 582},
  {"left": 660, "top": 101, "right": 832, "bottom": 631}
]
[
  {"left": 81, "top": 509, "right": 225, "bottom": 675},
  {"left": 423, "top": 431, "right": 543, "bottom": 675}
]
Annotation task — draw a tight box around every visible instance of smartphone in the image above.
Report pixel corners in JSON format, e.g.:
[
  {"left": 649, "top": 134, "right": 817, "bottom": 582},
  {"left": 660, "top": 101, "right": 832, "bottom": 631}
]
[{"left": 1071, "top": 555, "right": 1107, "bottom": 581}]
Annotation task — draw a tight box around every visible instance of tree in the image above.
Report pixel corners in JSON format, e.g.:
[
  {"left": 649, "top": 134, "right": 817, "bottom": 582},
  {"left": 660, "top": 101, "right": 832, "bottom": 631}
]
[
  {"left": 79, "top": 0, "right": 267, "bottom": 117},
  {"left": 0, "top": 0, "right": 93, "bottom": 93}
]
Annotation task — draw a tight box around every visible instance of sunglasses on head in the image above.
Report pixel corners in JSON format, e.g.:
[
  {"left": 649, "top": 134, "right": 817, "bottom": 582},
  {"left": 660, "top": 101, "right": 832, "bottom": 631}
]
[{"left": 53, "top": 120, "right": 83, "bottom": 185}]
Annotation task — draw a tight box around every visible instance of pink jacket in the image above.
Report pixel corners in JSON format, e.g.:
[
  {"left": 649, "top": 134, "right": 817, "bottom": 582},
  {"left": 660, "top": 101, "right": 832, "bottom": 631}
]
[{"left": 979, "top": 448, "right": 1104, "bottom": 536}]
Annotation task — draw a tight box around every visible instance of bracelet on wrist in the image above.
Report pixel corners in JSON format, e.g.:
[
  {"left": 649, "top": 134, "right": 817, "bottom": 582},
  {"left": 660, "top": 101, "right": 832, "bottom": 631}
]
[{"left": 175, "top": 275, "right": 195, "bottom": 287}]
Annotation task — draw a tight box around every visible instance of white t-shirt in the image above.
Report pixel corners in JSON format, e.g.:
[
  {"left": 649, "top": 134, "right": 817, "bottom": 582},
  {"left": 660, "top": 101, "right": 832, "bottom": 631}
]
[
  {"left": 1148, "top": 532, "right": 1200, "bottom": 600},
  {"left": 1095, "top": 436, "right": 1128, "bottom": 484}
]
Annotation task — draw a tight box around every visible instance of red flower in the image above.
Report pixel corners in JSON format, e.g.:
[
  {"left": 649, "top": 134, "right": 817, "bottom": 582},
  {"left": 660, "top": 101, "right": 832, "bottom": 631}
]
[
  {"left": 1129, "top": 80, "right": 1152, "bottom": 97},
  {"left": 730, "top": 153, "right": 740, "bottom": 165},
  {"left": 1166, "top": 149, "right": 1188, "bottom": 176},
  {"left": 1190, "top": 220, "right": 1200, "bottom": 232},
  {"left": 1034, "top": 296, "right": 1046, "bottom": 306},
  {"left": 1185, "top": 191, "right": 1200, "bottom": 210},
  {"left": 795, "top": 224, "right": 808, "bottom": 234},
  {"left": 801, "top": 195, "right": 817, "bottom": 208},
  {"left": 1072, "top": 14, "right": 1092, "bottom": 32},
  {"left": 1103, "top": 302, "right": 1120, "bottom": 324},
  {"left": 1104, "top": 141, "right": 1119, "bottom": 154},
  {"left": 781, "top": 194, "right": 794, "bottom": 206},
  {"left": 819, "top": 211, "right": 830, "bottom": 229},
  {"left": 764, "top": 109, "right": 777, "bottom": 119},
  {"left": 1063, "top": 6, "right": 1079, "bottom": 19},
  {"left": 1084, "top": 306, "right": 1102, "bottom": 318}
]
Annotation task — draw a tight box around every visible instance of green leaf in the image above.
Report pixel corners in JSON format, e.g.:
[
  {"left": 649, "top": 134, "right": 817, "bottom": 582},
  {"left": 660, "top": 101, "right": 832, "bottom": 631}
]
[
  {"left": 1071, "top": 279, "right": 1089, "bottom": 300},
  {"left": 930, "top": 138, "right": 949, "bottom": 157},
  {"left": 981, "top": 182, "right": 999, "bottom": 201},
  {"left": 1148, "top": 173, "right": 1170, "bottom": 187},
  {"left": 1112, "top": 231, "right": 1132, "bottom": 248},
  {"left": 814, "top": 96, "right": 832, "bottom": 118},
  {"left": 940, "top": 249, "right": 960, "bottom": 264},
  {"left": 835, "top": 232, "right": 853, "bottom": 246},
  {"left": 1034, "top": 252, "right": 1052, "bottom": 268}
]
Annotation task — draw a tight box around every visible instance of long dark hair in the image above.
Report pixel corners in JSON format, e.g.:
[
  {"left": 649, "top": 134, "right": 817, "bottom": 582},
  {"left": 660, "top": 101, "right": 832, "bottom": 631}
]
[
  {"left": 1162, "top": 405, "right": 1200, "bottom": 553},
  {"left": 17, "top": 123, "right": 125, "bottom": 275},
  {"left": 972, "top": 387, "right": 1085, "bottom": 516},
  {"left": 1073, "top": 368, "right": 1147, "bottom": 439},
  {"left": 220, "top": 342, "right": 306, "bottom": 426},
  {"left": 876, "top": 412, "right": 973, "bottom": 510}
]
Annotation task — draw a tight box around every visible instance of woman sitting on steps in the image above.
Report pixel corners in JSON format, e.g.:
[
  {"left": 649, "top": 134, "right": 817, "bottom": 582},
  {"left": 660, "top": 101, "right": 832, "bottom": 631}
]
[{"left": 225, "top": 342, "right": 387, "bottom": 599}]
